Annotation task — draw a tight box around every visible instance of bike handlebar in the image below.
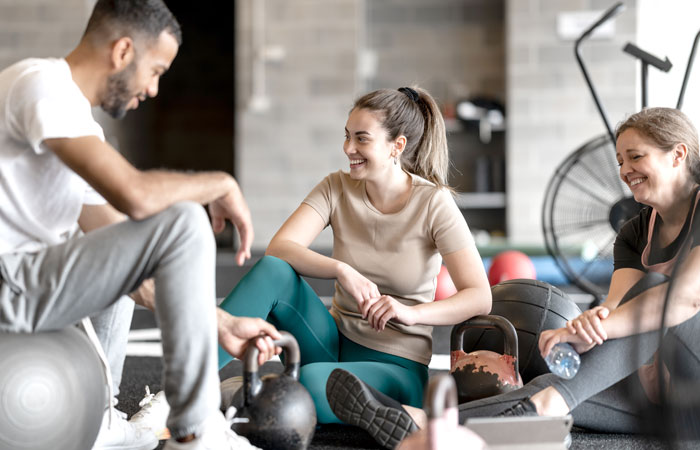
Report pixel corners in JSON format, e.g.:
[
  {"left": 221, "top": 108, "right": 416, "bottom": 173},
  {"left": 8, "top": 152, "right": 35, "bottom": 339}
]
[
  {"left": 575, "top": 2, "right": 625, "bottom": 47},
  {"left": 574, "top": 1, "right": 625, "bottom": 144}
]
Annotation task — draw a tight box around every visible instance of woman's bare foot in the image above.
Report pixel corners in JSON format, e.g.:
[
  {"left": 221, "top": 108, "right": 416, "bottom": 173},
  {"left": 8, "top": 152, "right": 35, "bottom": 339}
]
[
  {"left": 402, "top": 405, "right": 427, "bottom": 429},
  {"left": 530, "top": 386, "right": 570, "bottom": 416}
]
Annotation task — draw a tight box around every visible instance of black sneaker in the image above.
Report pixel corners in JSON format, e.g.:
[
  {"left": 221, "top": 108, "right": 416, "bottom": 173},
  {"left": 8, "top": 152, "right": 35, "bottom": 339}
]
[
  {"left": 326, "top": 369, "right": 417, "bottom": 449},
  {"left": 495, "top": 398, "right": 538, "bottom": 417}
]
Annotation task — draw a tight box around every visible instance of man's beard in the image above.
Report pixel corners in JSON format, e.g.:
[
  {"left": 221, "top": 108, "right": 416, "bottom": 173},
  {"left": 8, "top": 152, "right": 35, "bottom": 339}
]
[{"left": 102, "top": 61, "right": 137, "bottom": 119}]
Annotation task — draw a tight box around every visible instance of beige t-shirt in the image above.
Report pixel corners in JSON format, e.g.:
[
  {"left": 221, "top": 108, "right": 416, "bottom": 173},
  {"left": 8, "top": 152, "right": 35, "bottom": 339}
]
[{"left": 303, "top": 170, "right": 474, "bottom": 365}]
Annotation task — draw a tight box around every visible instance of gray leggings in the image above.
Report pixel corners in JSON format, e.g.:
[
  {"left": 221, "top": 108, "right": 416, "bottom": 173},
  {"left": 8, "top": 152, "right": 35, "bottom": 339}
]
[
  {"left": 0, "top": 202, "right": 220, "bottom": 438},
  {"left": 458, "top": 272, "right": 700, "bottom": 433}
]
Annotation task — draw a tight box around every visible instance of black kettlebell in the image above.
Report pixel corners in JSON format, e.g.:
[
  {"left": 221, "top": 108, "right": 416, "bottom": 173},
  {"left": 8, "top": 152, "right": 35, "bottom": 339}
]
[
  {"left": 450, "top": 315, "right": 523, "bottom": 403},
  {"left": 230, "top": 331, "right": 316, "bottom": 450}
]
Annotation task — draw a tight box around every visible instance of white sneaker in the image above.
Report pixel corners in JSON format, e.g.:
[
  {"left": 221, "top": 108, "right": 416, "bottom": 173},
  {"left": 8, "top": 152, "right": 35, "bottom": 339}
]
[
  {"left": 130, "top": 386, "right": 171, "bottom": 440},
  {"left": 92, "top": 406, "right": 159, "bottom": 450},
  {"left": 162, "top": 408, "right": 260, "bottom": 450},
  {"left": 220, "top": 376, "right": 243, "bottom": 411}
]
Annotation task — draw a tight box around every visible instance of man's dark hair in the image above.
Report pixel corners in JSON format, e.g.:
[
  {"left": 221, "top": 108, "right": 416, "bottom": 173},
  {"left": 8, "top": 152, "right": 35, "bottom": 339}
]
[{"left": 84, "top": 0, "right": 182, "bottom": 46}]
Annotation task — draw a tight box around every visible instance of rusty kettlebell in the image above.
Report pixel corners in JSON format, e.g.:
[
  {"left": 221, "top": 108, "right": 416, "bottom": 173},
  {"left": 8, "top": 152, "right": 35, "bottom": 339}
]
[
  {"left": 450, "top": 315, "right": 523, "bottom": 403},
  {"left": 229, "top": 331, "right": 316, "bottom": 450},
  {"left": 397, "top": 374, "right": 487, "bottom": 450}
]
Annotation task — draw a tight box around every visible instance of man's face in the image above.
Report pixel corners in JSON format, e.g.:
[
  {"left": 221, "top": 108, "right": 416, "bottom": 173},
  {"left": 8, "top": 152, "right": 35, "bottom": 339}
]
[{"left": 101, "top": 30, "right": 179, "bottom": 119}]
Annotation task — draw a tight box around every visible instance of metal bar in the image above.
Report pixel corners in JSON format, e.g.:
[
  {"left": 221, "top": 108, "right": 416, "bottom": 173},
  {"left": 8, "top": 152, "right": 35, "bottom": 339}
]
[
  {"left": 677, "top": 29, "right": 700, "bottom": 110},
  {"left": 641, "top": 62, "right": 649, "bottom": 108},
  {"left": 574, "top": 2, "right": 625, "bottom": 144}
]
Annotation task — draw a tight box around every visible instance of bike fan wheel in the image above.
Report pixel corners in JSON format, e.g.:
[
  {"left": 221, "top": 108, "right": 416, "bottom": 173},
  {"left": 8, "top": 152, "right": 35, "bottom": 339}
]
[{"left": 542, "top": 134, "right": 643, "bottom": 299}]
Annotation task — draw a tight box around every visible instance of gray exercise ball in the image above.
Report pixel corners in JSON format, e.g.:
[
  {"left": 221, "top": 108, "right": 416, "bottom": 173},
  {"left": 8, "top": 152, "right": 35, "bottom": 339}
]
[{"left": 0, "top": 327, "right": 106, "bottom": 450}]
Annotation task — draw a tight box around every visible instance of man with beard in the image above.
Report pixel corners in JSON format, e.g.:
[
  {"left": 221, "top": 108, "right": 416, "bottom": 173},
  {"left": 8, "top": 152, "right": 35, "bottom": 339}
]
[{"left": 0, "top": 1, "right": 280, "bottom": 449}]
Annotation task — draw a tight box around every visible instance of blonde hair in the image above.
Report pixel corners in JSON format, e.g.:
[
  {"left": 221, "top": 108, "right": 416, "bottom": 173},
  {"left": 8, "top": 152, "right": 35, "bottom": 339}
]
[
  {"left": 353, "top": 86, "right": 450, "bottom": 188},
  {"left": 616, "top": 107, "right": 700, "bottom": 183}
]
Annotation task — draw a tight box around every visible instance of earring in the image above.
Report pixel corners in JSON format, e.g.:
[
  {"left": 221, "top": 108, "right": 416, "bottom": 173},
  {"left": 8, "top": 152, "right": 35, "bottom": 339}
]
[{"left": 394, "top": 156, "right": 398, "bottom": 165}]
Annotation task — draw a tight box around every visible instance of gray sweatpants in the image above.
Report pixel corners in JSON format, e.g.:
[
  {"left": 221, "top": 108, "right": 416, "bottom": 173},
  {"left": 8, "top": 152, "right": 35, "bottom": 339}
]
[
  {"left": 0, "top": 202, "right": 220, "bottom": 438},
  {"left": 90, "top": 295, "right": 134, "bottom": 397},
  {"left": 458, "top": 272, "right": 700, "bottom": 434}
]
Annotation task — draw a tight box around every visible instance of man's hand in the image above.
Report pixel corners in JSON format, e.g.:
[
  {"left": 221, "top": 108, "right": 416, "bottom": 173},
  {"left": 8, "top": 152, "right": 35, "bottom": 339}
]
[
  {"left": 208, "top": 180, "right": 253, "bottom": 266},
  {"left": 129, "top": 278, "right": 156, "bottom": 311},
  {"left": 216, "top": 308, "right": 282, "bottom": 365}
]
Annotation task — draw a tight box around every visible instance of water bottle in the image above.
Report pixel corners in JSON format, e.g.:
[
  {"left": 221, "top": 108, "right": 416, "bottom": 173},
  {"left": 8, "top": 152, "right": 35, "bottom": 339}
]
[{"left": 545, "top": 343, "right": 580, "bottom": 379}]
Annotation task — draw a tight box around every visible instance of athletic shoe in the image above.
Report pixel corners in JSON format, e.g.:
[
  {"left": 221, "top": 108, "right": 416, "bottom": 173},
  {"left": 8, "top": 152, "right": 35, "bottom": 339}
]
[
  {"left": 494, "top": 398, "right": 538, "bottom": 416},
  {"left": 219, "top": 376, "right": 243, "bottom": 411},
  {"left": 162, "top": 408, "right": 260, "bottom": 450},
  {"left": 129, "top": 386, "right": 171, "bottom": 440},
  {"left": 326, "top": 368, "right": 417, "bottom": 449},
  {"left": 92, "top": 406, "right": 159, "bottom": 450}
]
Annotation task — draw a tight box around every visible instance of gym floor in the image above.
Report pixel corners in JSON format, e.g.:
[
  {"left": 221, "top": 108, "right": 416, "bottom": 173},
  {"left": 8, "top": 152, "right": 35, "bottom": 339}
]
[{"left": 115, "top": 253, "right": 689, "bottom": 449}]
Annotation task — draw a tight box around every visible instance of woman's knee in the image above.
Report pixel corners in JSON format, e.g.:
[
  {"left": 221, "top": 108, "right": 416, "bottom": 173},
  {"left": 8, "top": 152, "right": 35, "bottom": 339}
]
[{"left": 250, "top": 255, "right": 299, "bottom": 284}]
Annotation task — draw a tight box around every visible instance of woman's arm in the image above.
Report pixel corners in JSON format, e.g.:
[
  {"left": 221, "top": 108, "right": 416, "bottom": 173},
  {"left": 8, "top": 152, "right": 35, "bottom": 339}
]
[
  {"left": 602, "top": 268, "right": 647, "bottom": 311},
  {"left": 364, "top": 245, "right": 492, "bottom": 330},
  {"left": 566, "top": 268, "right": 645, "bottom": 344},
  {"left": 543, "top": 249, "right": 700, "bottom": 355},
  {"left": 412, "top": 245, "right": 492, "bottom": 325},
  {"left": 603, "top": 246, "right": 700, "bottom": 338},
  {"left": 266, "top": 204, "right": 339, "bottom": 278},
  {"left": 265, "top": 203, "right": 381, "bottom": 305},
  {"left": 543, "top": 268, "right": 645, "bottom": 354}
]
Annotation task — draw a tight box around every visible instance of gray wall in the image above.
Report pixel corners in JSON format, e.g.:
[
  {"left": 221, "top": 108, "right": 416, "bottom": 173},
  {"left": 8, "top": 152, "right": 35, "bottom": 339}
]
[
  {"left": 505, "top": 0, "right": 638, "bottom": 244},
  {"left": 236, "top": 0, "right": 363, "bottom": 249},
  {"left": 236, "top": 0, "right": 507, "bottom": 250},
  {"left": 1, "top": 0, "right": 657, "bottom": 250},
  {"left": 0, "top": 1, "right": 92, "bottom": 68}
]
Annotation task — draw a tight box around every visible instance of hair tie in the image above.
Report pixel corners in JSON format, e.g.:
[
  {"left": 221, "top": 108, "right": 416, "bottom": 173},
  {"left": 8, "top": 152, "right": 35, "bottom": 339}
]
[{"left": 398, "top": 87, "right": 419, "bottom": 103}]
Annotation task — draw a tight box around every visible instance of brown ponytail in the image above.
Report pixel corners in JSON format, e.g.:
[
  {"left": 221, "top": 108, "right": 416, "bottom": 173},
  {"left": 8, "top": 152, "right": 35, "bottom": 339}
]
[{"left": 353, "top": 86, "right": 450, "bottom": 189}]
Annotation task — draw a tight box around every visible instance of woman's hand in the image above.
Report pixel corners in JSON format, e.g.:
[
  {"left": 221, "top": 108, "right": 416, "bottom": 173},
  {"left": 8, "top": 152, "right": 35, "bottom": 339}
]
[
  {"left": 336, "top": 263, "right": 381, "bottom": 311},
  {"left": 565, "top": 306, "right": 610, "bottom": 345},
  {"left": 363, "top": 295, "right": 418, "bottom": 331},
  {"left": 539, "top": 327, "right": 596, "bottom": 358}
]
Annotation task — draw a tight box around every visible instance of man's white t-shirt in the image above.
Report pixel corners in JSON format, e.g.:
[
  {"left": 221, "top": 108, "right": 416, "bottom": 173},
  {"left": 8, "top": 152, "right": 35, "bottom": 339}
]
[{"left": 0, "top": 58, "right": 106, "bottom": 255}]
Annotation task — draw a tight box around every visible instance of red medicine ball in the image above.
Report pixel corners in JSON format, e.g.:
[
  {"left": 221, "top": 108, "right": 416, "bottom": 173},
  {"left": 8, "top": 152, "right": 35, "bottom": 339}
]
[
  {"left": 435, "top": 264, "right": 457, "bottom": 300},
  {"left": 488, "top": 250, "right": 536, "bottom": 286}
]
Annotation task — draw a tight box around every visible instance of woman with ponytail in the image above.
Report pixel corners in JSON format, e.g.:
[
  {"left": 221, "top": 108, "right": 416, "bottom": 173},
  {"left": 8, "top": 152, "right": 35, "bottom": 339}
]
[{"left": 217, "top": 86, "right": 491, "bottom": 448}]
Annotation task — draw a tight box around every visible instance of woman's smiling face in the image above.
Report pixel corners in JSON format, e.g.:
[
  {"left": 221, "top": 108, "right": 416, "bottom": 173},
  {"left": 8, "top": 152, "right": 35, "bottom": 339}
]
[
  {"left": 616, "top": 128, "right": 678, "bottom": 206},
  {"left": 343, "top": 108, "right": 397, "bottom": 181}
]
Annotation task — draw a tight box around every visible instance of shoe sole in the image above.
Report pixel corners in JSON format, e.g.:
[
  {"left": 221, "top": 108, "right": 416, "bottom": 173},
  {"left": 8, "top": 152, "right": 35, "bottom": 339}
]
[{"left": 326, "top": 369, "right": 415, "bottom": 449}]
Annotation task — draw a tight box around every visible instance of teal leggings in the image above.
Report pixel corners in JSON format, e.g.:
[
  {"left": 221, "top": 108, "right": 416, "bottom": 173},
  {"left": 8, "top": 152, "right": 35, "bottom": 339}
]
[{"left": 218, "top": 256, "right": 429, "bottom": 424}]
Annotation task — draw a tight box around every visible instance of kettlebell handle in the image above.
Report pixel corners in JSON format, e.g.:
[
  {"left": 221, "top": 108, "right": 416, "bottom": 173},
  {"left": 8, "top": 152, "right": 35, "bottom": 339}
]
[
  {"left": 450, "top": 314, "right": 520, "bottom": 376},
  {"left": 424, "top": 374, "right": 457, "bottom": 420},
  {"left": 242, "top": 331, "right": 301, "bottom": 405}
]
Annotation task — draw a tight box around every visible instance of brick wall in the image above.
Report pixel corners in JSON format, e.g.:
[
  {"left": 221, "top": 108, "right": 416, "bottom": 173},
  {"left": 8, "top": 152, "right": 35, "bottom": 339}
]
[
  {"left": 1, "top": 0, "right": 660, "bottom": 251},
  {"left": 505, "top": 0, "right": 638, "bottom": 244},
  {"left": 236, "top": 0, "right": 506, "bottom": 250},
  {"left": 236, "top": 0, "right": 363, "bottom": 249},
  {"left": 365, "top": 0, "right": 505, "bottom": 104}
]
